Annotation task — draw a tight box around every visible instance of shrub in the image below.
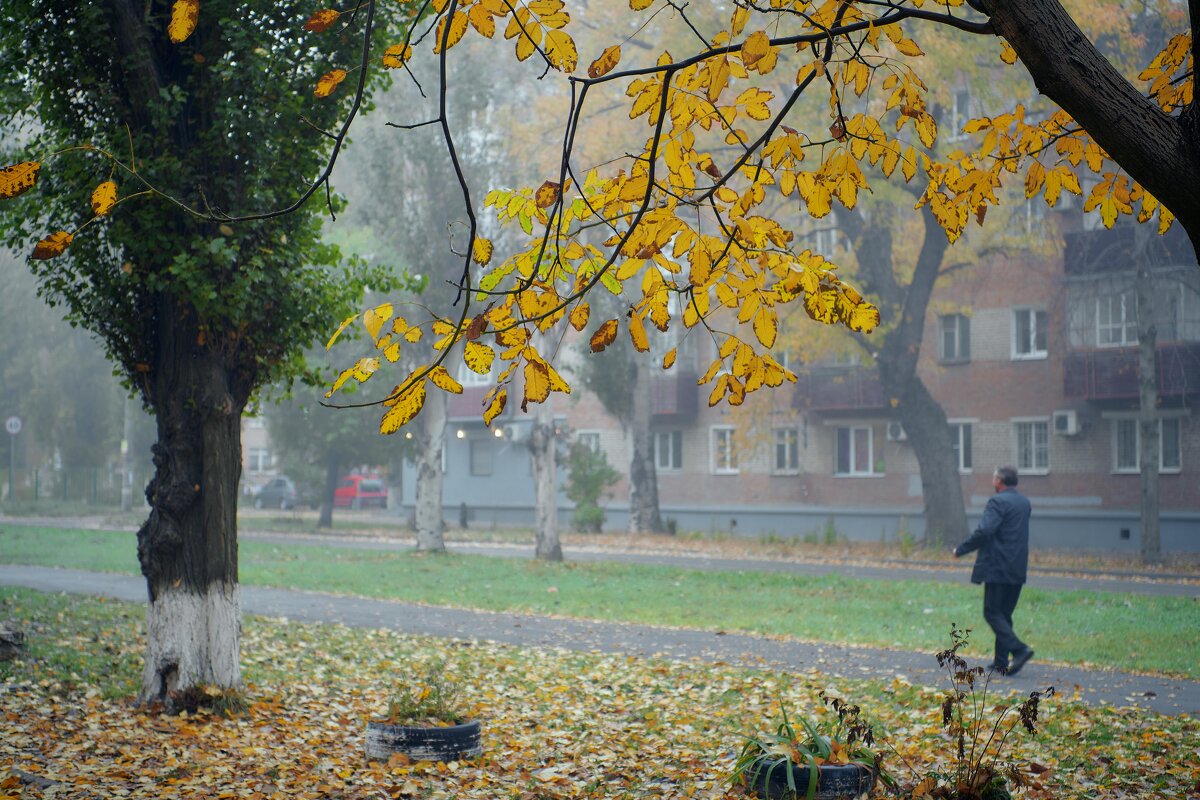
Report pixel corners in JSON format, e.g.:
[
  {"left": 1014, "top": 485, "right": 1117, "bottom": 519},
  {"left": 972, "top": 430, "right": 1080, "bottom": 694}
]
[{"left": 566, "top": 442, "right": 619, "bottom": 533}]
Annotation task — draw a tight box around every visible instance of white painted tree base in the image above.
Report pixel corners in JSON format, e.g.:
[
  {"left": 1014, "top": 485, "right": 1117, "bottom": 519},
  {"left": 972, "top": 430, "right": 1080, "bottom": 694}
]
[{"left": 140, "top": 582, "right": 242, "bottom": 703}]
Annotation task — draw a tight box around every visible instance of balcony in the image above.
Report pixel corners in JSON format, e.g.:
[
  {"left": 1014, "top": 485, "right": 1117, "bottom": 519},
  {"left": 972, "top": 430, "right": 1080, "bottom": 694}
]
[
  {"left": 1064, "top": 225, "right": 1197, "bottom": 276},
  {"left": 1063, "top": 342, "right": 1200, "bottom": 400},
  {"left": 793, "top": 367, "right": 886, "bottom": 412},
  {"left": 649, "top": 370, "right": 699, "bottom": 417}
]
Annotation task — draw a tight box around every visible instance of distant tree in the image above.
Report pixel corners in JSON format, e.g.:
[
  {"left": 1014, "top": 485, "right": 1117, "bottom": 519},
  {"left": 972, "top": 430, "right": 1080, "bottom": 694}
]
[
  {"left": 0, "top": 0, "right": 393, "bottom": 704},
  {"left": 565, "top": 440, "right": 620, "bottom": 533}
]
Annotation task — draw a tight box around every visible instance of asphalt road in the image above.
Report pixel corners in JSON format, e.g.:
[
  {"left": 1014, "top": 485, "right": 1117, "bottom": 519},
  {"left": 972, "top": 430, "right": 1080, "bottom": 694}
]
[{"left": 1, "top": 562, "right": 1196, "bottom": 717}]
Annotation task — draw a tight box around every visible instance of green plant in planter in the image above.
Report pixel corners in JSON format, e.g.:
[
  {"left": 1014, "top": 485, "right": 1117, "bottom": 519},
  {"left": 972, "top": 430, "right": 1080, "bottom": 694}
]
[
  {"left": 730, "top": 691, "right": 897, "bottom": 800},
  {"left": 382, "top": 659, "right": 464, "bottom": 727},
  {"left": 891, "top": 625, "right": 1055, "bottom": 800}
]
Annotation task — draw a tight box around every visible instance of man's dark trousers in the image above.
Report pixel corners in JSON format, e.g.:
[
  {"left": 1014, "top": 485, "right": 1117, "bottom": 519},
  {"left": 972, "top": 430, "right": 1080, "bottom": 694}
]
[{"left": 983, "top": 582, "right": 1026, "bottom": 669}]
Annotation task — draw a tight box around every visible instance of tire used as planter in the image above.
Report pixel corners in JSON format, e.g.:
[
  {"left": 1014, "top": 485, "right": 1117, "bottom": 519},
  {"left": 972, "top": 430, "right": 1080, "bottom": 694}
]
[
  {"left": 742, "top": 756, "right": 876, "bottom": 800},
  {"left": 365, "top": 719, "right": 483, "bottom": 762}
]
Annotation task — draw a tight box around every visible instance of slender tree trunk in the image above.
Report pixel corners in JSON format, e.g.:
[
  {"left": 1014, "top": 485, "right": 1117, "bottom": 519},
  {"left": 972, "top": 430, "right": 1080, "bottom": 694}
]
[
  {"left": 414, "top": 390, "right": 447, "bottom": 552},
  {"left": 135, "top": 297, "right": 247, "bottom": 706},
  {"left": 627, "top": 358, "right": 664, "bottom": 534},
  {"left": 529, "top": 404, "right": 563, "bottom": 561},
  {"left": 318, "top": 456, "right": 340, "bottom": 529},
  {"left": 1135, "top": 227, "right": 1161, "bottom": 564}
]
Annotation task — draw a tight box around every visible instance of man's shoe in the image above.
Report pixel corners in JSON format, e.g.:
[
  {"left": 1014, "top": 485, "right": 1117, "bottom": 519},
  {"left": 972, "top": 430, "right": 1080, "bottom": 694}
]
[{"left": 1007, "top": 649, "right": 1034, "bottom": 676}]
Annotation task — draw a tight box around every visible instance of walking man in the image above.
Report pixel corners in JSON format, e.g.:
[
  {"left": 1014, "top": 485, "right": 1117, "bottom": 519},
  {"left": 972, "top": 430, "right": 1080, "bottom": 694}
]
[{"left": 953, "top": 465, "right": 1034, "bottom": 675}]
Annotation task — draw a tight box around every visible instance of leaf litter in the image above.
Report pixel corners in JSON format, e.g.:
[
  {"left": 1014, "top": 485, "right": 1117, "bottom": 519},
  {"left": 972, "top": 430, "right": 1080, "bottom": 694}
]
[{"left": 0, "top": 596, "right": 1197, "bottom": 799}]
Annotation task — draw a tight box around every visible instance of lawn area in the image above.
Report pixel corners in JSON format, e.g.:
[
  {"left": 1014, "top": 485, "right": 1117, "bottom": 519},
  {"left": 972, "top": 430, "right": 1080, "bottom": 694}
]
[
  {"left": 1, "top": 587, "right": 1196, "bottom": 800},
  {"left": 2, "top": 524, "right": 1196, "bottom": 678}
]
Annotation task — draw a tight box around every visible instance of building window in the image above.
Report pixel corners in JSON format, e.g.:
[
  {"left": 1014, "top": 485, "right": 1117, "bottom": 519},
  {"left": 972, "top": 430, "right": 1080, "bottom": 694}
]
[
  {"left": 576, "top": 431, "right": 601, "bottom": 453},
  {"left": 457, "top": 360, "right": 494, "bottom": 387},
  {"left": 469, "top": 438, "right": 493, "bottom": 476},
  {"left": 245, "top": 416, "right": 266, "bottom": 430},
  {"left": 773, "top": 428, "right": 800, "bottom": 474},
  {"left": 937, "top": 314, "right": 971, "bottom": 363},
  {"left": 1012, "top": 308, "right": 1047, "bottom": 359},
  {"left": 711, "top": 426, "right": 738, "bottom": 474},
  {"left": 654, "top": 430, "right": 683, "bottom": 471},
  {"left": 950, "top": 422, "right": 973, "bottom": 473},
  {"left": 945, "top": 88, "right": 972, "bottom": 141},
  {"left": 1097, "top": 291, "right": 1137, "bottom": 347},
  {"left": 246, "top": 447, "right": 272, "bottom": 474},
  {"left": 1113, "top": 417, "right": 1183, "bottom": 473},
  {"left": 834, "top": 426, "right": 875, "bottom": 476},
  {"left": 1014, "top": 420, "right": 1050, "bottom": 473}
]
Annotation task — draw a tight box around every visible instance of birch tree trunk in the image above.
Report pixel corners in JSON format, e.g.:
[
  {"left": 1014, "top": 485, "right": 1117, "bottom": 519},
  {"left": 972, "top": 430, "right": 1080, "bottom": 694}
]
[
  {"left": 1134, "top": 227, "right": 1162, "bottom": 564},
  {"left": 529, "top": 403, "right": 563, "bottom": 561},
  {"left": 415, "top": 390, "right": 447, "bottom": 553}
]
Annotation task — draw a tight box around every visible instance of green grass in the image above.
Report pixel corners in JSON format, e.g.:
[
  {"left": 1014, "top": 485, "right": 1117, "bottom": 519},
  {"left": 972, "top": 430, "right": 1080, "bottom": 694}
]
[{"left": 1, "top": 524, "right": 1197, "bottom": 678}]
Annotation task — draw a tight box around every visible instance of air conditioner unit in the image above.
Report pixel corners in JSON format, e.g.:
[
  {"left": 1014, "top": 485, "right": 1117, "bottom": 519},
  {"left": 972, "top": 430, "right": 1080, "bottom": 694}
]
[
  {"left": 1052, "top": 409, "right": 1079, "bottom": 436},
  {"left": 501, "top": 423, "right": 522, "bottom": 443},
  {"left": 886, "top": 421, "right": 907, "bottom": 442}
]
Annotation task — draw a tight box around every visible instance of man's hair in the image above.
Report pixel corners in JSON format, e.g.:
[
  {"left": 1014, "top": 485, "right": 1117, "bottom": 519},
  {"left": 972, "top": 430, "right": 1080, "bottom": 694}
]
[{"left": 994, "top": 465, "right": 1019, "bottom": 487}]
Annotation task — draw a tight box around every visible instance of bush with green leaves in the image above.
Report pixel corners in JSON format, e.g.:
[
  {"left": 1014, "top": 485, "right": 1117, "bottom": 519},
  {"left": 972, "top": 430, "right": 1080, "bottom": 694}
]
[{"left": 566, "top": 442, "right": 620, "bottom": 533}]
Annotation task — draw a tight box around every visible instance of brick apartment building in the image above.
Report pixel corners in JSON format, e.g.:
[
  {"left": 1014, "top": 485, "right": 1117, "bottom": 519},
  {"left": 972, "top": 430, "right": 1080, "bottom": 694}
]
[{"left": 392, "top": 218, "right": 1200, "bottom": 553}]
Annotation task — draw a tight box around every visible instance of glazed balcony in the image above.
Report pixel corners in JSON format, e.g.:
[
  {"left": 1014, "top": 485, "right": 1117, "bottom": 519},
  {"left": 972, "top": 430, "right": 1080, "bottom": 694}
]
[
  {"left": 650, "top": 370, "right": 699, "bottom": 418},
  {"left": 792, "top": 367, "right": 886, "bottom": 412},
  {"left": 1063, "top": 342, "right": 1200, "bottom": 400}
]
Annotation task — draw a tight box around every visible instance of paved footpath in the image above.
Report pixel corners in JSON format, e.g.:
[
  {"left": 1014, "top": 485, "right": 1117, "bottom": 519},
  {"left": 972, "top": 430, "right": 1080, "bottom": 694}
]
[{"left": 1, "top": 562, "right": 1197, "bottom": 717}]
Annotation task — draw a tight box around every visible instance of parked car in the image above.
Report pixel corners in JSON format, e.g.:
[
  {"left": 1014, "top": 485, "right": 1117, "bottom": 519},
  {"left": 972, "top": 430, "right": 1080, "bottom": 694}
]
[
  {"left": 334, "top": 474, "right": 388, "bottom": 509},
  {"left": 253, "top": 476, "right": 312, "bottom": 510}
]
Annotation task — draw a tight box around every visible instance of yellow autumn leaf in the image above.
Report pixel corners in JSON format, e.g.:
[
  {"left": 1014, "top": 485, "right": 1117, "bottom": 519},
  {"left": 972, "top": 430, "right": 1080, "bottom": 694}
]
[
  {"left": 31, "top": 231, "right": 72, "bottom": 260},
  {"left": 380, "top": 380, "right": 427, "bottom": 434},
  {"left": 741, "top": 30, "right": 771, "bottom": 68},
  {"left": 434, "top": 11, "right": 469, "bottom": 53},
  {"left": 893, "top": 38, "right": 923, "bottom": 57},
  {"left": 363, "top": 303, "right": 393, "bottom": 342},
  {"left": 524, "top": 361, "right": 551, "bottom": 404},
  {"left": 588, "top": 45, "right": 620, "bottom": 79},
  {"left": 1000, "top": 40, "right": 1018, "bottom": 65},
  {"left": 89, "top": 180, "right": 118, "bottom": 217},
  {"left": 569, "top": 302, "right": 590, "bottom": 331},
  {"left": 752, "top": 306, "right": 777, "bottom": 349},
  {"left": 326, "top": 312, "right": 359, "bottom": 349},
  {"left": 382, "top": 43, "right": 414, "bottom": 69},
  {"left": 535, "top": 181, "right": 561, "bottom": 209},
  {"left": 483, "top": 388, "right": 507, "bottom": 426},
  {"left": 167, "top": 0, "right": 199, "bottom": 43},
  {"left": 314, "top": 69, "right": 348, "bottom": 98},
  {"left": 662, "top": 348, "right": 676, "bottom": 370},
  {"left": 590, "top": 319, "right": 619, "bottom": 352},
  {"left": 429, "top": 365, "right": 464, "bottom": 394},
  {"left": 629, "top": 0, "right": 653, "bottom": 9},
  {"left": 303, "top": 9, "right": 340, "bottom": 32},
  {"left": 628, "top": 312, "right": 649, "bottom": 352},
  {"left": 848, "top": 302, "right": 880, "bottom": 333},
  {"left": 464, "top": 340, "right": 496, "bottom": 374},
  {"left": 0, "top": 161, "right": 40, "bottom": 199},
  {"left": 545, "top": 29, "right": 577, "bottom": 72},
  {"left": 473, "top": 237, "right": 494, "bottom": 266}
]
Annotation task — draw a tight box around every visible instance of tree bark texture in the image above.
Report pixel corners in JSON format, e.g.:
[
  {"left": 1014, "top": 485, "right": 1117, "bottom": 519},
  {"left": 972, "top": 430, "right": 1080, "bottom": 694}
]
[
  {"left": 135, "top": 296, "right": 248, "bottom": 705},
  {"left": 414, "top": 391, "right": 447, "bottom": 552},
  {"left": 1134, "top": 227, "right": 1162, "bottom": 564},
  {"left": 985, "top": 0, "right": 1200, "bottom": 256},
  {"left": 627, "top": 358, "right": 664, "bottom": 534},
  {"left": 847, "top": 205, "right": 968, "bottom": 547},
  {"left": 529, "top": 407, "right": 563, "bottom": 562}
]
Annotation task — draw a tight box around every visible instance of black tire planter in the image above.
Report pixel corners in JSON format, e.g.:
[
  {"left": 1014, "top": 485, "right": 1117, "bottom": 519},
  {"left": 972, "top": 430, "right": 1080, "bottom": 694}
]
[
  {"left": 365, "top": 719, "right": 482, "bottom": 762},
  {"left": 742, "top": 756, "right": 876, "bottom": 800}
]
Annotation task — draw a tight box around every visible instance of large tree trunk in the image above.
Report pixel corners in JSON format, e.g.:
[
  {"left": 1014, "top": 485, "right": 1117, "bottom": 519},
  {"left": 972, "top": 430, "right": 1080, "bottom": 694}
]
[
  {"left": 414, "top": 391, "right": 447, "bottom": 552},
  {"left": 847, "top": 205, "right": 968, "bottom": 547},
  {"left": 627, "top": 358, "right": 664, "bottom": 534},
  {"left": 529, "top": 405, "right": 563, "bottom": 561},
  {"left": 135, "top": 298, "right": 247, "bottom": 706},
  {"left": 318, "top": 456, "right": 340, "bottom": 529},
  {"left": 1134, "top": 227, "right": 1162, "bottom": 564}
]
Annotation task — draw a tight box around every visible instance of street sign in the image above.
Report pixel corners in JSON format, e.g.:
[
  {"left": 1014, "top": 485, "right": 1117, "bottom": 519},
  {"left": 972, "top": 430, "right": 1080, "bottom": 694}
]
[{"left": 4, "top": 416, "right": 20, "bottom": 436}]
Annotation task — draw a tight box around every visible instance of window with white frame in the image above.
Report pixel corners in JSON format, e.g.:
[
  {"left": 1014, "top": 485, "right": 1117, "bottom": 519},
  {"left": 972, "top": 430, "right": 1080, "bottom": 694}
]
[
  {"left": 246, "top": 447, "right": 272, "bottom": 474},
  {"left": 773, "top": 428, "right": 800, "bottom": 474},
  {"left": 945, "top": 88, "right": 972, "bottom": 142},
  {"left": 457, "top": 360, "right": 494, "bottom": 387},
  {"left": 1097, "top": 290, "right": 1137, "bottom": 347},
  {"left": 1113, "top": 417, "right": 1182, "bottom": 473},
  {"left": 575, "top": 430, "right": 601, "bottom": 453},
  {"left": 834, "top": 426, "right": 875, "bottom": 476},
  {"left": 1014, "top": 420, "right": 1050, "bottom": 473},
  {"left": 950, "top": 422, "right": 973, "bottom": 473},
  {"left": 469, "top": 438, "right": 494, "bottom": 476},
  {"left": 937, "top": 314, "right": 971, "bottom": 363},
  {"left": 1012, "top": 308, "right": 1048, "bottom": 359},
  {"left": 653, "top": 430, "right": 683, "bottom": 471},
  {"left": 710, "top": 426, "right": 738, "bottom": 474},
  {"left": 1024, "top": 197, "right": 1048, "bottom": 238}
]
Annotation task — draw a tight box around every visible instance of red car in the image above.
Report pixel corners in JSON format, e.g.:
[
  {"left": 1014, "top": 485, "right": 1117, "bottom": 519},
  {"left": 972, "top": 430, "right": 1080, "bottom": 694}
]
[{"left": 334, "top": 474, "right": 388, "bottom": 509}]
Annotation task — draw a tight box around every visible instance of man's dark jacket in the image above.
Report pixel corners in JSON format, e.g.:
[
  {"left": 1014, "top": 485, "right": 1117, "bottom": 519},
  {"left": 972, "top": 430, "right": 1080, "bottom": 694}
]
[{"left": 956, "top": 488, "right": 1031, "bottom": 584}]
